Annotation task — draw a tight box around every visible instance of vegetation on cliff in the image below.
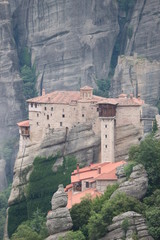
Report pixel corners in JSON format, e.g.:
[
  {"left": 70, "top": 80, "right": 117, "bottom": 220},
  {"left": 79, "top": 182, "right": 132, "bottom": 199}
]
[
  {"left": 8, "top": 154, "right": 77, "bottom": 238},
  {"left": 20, "top": 47, "right": 37, "bottom": 100}
]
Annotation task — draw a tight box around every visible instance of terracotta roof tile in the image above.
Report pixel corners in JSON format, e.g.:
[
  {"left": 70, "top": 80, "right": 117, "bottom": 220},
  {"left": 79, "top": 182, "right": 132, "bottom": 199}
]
[
  {"left": 17, "top": 120, "right": 29, "bottom": 127},
  {"left": 67, "top": 188, "right": 101, "bottom": 209}
]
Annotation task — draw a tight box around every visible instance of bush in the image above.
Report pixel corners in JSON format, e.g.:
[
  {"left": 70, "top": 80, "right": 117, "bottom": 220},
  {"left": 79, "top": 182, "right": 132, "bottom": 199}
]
[
  {"left": 101, "top": 193, "right": 144, "bottom": 226},
  {"left": 59, "top": 231, "right": 86, "bottom": 240},
  {"left": 93, "top": 79, "right": 110, "bottom": 98},
  {"left": 11, "top": 224, "right": 42, "bottom": 240}
]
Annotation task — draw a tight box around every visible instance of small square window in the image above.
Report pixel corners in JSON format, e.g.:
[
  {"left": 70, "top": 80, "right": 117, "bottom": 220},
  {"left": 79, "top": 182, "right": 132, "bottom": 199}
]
[
  {"left": 48, "top": 124, "right": 50, "bottom": 128},
  {"left": 105, "top": 145, "right": 107, "bottom": 148},
  {"left": 62, "top": 114, "right": 65, "bottom": 118},
  {"left": 31, "top": 103, "right": 33, "bottom": 108},
  {"left": 97, "top": 108, "right": 99, "bottom": 112},
  {"left": 44, "top": 107, "right": 47, "bottom": 111},
  {"left": 37, "top": 113, "right": 39, "bottom": 117},
  {"left": 105, "top": 135, "right": 107, "bottom": 138},
  {"left": 51, "top": 107, "right": 53, "bottom": 111},
  {"left": 37, "top": 122, "right": 39, "bottom": 126},
  {"left": 47, "top": 115, "right": 49, "bottom": 120},
  {"left": 105, "top": 125, "right": 107, "bottom": 128},
  {"left": 60, "top": 122, "right": 62, "bottom": 126},
  {"left": 82, "top": 114, "right": 84, "bottom": 117},
  {"left": 35, "top": 103, "right": 37, "bottom": 108}
]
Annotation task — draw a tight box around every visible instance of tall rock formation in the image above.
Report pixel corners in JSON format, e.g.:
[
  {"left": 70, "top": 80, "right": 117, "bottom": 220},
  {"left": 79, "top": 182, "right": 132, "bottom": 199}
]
[
  {"left": 46, "top": 184, "right": 73, "bottom": 240},
  {"left": 0, "top": 0, "right": 25, "bottom": 178},
  {"left": 13, "top": 0, "right": 119, "bottom": 92}
]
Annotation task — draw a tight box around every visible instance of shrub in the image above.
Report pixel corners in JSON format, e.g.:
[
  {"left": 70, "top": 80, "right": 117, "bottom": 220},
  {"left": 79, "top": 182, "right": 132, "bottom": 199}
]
[
  {"left": 59, "top": 231, "right": 86, "bottom": 240},
  {"left": 88, "top": 212, "right": 106, "bottom": 240}
]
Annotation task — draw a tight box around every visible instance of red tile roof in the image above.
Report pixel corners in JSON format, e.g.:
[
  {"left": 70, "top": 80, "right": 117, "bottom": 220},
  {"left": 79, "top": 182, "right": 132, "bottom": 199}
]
[
  {"left": 27, "top": 91, "right": 106, "bottom": 104},
  {"left": 71, "top": 161, "right": 126, "bottom": 183},
  {"left": 98, "top": 97, "right": 144, "bottom": 106},
  {"left": 17, "top": 120, "right": 30, "bottom": 127},
  {"left": 67, "top": 188, "right": 102, "bottom": 209}
]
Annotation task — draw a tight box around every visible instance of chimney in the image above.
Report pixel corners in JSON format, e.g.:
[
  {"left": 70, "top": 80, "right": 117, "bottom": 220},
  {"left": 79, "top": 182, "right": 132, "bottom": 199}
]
[
  {"left": 77, "top": 164, "right": 79, "bottom": 173},
  {"left": 42, "top": 89, "right": 45, "bottom": 96},
  {"left": 138, "top": 94, "right": 141, "bottom": 100}
]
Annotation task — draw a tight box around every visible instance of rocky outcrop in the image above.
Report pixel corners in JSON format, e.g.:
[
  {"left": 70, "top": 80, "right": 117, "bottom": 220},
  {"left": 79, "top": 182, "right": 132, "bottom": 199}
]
[
  {"left": 8, "top": 123, "right": 100, "bottom": 205},
  {"left": 101, "top": 211, "right": 154, "bottom": 240},
  {"left": 0, "top": 160, "right": 8, "bottom": 192},
  {"left": 13, "top": 0, "right": 119, "bottom": 92},
  {"left": 111, "top": 164, "right": 148, "bottom": 200},
  {"left": 0, "top": 0, "right": 25, "bottom": 180},
  {"left": 46, "top": 184, "right": 72, "bottom": 240}
]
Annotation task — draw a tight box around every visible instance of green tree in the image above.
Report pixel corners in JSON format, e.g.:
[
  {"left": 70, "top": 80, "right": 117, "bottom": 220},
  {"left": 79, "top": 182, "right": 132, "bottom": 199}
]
[
  {"left": 88, "top": 212, "right": 106, "bottom": 240},
  {"left": 152, "top": 119, "right": 158, "bottom": 133},
  {"left": 20, "top": 65, "right": 37, "bottom": 100},
  {"left": 101, "top": 193, "right": 144, "bottom": 226},
  {"left": 70, "top": 197, "right": 92, "bottom": 238},
  {"left": 129, "top": 135, "right": 160, "bottom": 193},
  {"left": 93, "top": 79, "right": 110, "bottom": 98},
  {"left": 11, "top": 224, "right": 42, "bottom": 240}
]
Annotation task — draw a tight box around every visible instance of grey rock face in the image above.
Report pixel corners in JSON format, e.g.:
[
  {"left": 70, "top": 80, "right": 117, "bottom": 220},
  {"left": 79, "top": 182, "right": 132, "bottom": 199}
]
[
  {"left": 115, "top": 124, "right": 142, "bottom": 161},
  {"left": 46, "top": 185, "right": 72, "bottom": 238},
  {"left": 111, "top": 55, "right": 160, "bottom": 106},
  {"left": 14, "top": 0, "right": 119, "bottom": 92},
  {"left": 0, "top": 160, "right": 8, "bottom": 192},
  {"left": 111, "top": 164, "right": 148, "bottom": 200},
  {"left": 125, "top": 0, "right": 160, "bottom": 61},
  {"left": 101, "top": 211, "right": 154, "bottom": 240},
  {"left": 0, "top": 0, "right": 25, "bottom": 170}
]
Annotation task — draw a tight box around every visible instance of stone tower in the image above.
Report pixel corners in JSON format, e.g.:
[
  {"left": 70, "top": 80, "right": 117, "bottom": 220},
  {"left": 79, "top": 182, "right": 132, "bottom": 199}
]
[{"left": 98, "top": 102, "right": 117, "bottom": 163}]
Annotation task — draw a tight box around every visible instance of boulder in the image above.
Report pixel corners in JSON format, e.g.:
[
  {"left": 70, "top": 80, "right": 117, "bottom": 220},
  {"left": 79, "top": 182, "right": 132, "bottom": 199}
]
[
  {"left": 111, "top": 164, "right": 148, "bottom": 200},
  {"left": 46, "top": 184, "right": 73, "bottom": 239},
  {"left": 101, "top": 211, "right": 154, "bottom": 240}
]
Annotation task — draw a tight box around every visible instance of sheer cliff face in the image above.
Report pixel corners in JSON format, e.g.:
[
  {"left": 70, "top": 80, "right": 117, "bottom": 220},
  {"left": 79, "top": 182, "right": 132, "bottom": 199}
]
[
  {"left": 0, "top": 1, "right": 24, "bottom": 147},
  {"left": 125, "top": 0, "right": 160, "bottom": 60},
  {"left": 14, "top": 0, "right": 119, "bottom": 92}
]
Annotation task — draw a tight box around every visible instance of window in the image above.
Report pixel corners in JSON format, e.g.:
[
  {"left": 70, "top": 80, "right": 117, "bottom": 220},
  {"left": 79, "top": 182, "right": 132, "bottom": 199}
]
[
  {"left": 48, "top": 124, "right": 50, "bottom": 128},
  {"left": 60, "top": 122, "right": 62, "bottom": 126},
  {"left": 97, "top": 108, "right": 99, "bottom": 112},
  {"left": 47, "top": 115, "right": 49, "bottom": 120},
  {"left": 105, "top": 135, "right": 107, "bottom": 138},
  {"left": 37, "top": 113, "right": 39, "bottom": 117},
  {"left": 105, "top": 125, "right": 107, "bottom": 128},
  {"left": 51, "top": 113, "right": 52, "bottom": 116},
  {"left": 35, "top": 103, "right": 37, "bottom": 108},
  {"left": 62, "top": 114, "right": 65, "bottom": 118},
  {"left": 51, "top": 107, "right": 53, "bottom": 111},
  {"left": 82, "top": 114, "right": 84, "bottom": 117},
  {"left": 31, "top": 103, "right": 33, "bottom": 108},
  {"left": 44, "top": 107, "right": 47, "bottom": 110},
  {"left": 105, "top": 145, "right": 107, "bottom": 148},
  {"left": 37, "top": 122, "right": 39, "bottom": 126},
  {"left": 86, "top": 182, "right": 89, "bottom": 188}
]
